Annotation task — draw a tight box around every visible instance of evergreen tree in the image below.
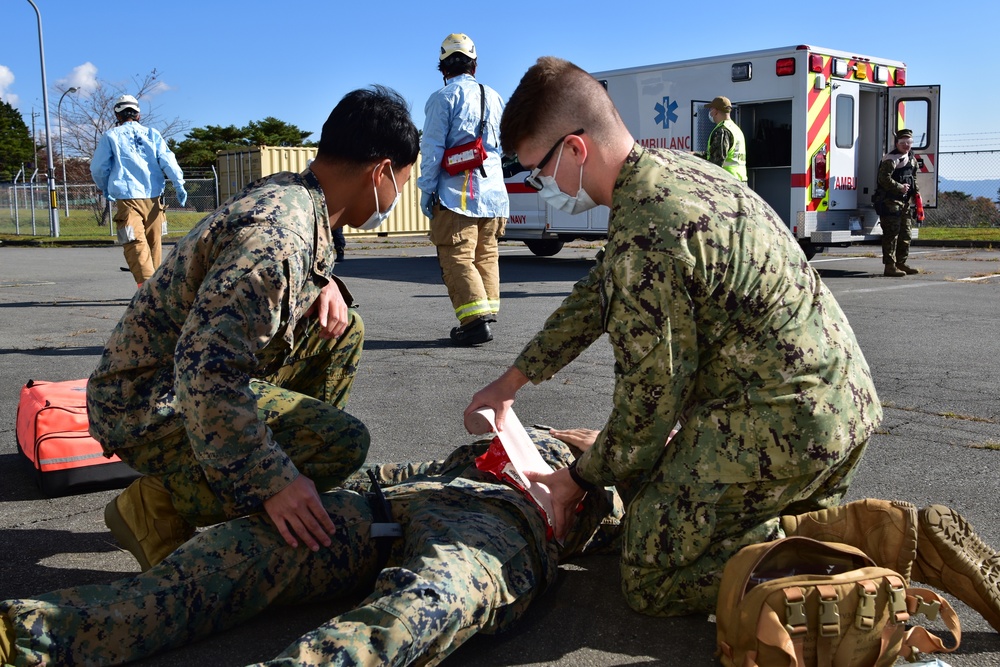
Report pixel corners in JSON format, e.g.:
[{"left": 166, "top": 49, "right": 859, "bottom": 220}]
[
  {"left": 170, "top": 118, "right": 314, "bottom": 169},
  {"left": 0, "top": 100, "right": 34, "bottom": 181}
]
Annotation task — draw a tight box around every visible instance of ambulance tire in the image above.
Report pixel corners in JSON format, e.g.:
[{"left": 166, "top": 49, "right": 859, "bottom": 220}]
[
  {"left": 801, "top": 243, "right": 818, "bottom": 261},
  {"left": 525, "top": 239, "right": 565, "bottom": 257}
]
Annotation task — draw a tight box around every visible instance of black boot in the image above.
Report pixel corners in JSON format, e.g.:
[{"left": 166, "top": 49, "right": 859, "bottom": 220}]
[{"left": 450, "top": 318, "right": 493, "bottom": 346}]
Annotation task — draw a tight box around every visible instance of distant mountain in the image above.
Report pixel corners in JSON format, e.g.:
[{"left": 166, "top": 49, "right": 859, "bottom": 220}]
[{"left": 937, "top": 177, "right": 1000, "bottom": 200}]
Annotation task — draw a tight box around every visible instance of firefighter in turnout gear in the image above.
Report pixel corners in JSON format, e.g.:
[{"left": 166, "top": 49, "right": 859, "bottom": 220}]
[
  {"left": 878, "top": 128, "right": 920, "bottom": 276},
  {"left": 418, "top": 33, "right": 509, "bottom": 346}
]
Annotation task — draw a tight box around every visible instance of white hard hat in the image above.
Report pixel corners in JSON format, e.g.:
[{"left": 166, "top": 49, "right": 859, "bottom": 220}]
[
  {"left": 114, "top": 94, "right": 140, "bottom": 114},
  {"left": 439, "top": 33, "right": 476, "bottom": 61}
]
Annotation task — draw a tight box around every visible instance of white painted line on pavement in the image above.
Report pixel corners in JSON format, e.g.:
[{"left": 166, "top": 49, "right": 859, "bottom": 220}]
[
  {"left": 959, "top": 273, "right": 1000, "bottom": 282},
  {"left": 837, "top": 282, "right": 949, "bottom": 294},
  {"left": 809, "top": 248, "right": 962, "bottom": 264}
]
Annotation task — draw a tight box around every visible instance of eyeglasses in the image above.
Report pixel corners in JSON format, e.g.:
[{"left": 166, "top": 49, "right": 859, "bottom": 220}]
[{"left": 523, "top": 129, "right": 585, "bottom": 191}]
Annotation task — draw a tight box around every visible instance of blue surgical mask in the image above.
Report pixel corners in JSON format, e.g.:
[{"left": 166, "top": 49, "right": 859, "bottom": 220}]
[
  {"left": 358, "top": 165, "right": 399, "bottom": 230},
  {"left": 536, "top": 144, "right": 598, "bottom": 215}
]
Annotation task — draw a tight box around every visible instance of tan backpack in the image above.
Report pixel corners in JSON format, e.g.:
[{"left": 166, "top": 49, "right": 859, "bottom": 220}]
[{"left": 716, "top": 537, "right": 960, "bottom": 667}]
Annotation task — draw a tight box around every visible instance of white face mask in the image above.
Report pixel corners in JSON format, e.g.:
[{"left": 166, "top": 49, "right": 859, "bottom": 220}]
[
  {"left": 358, "top": 164, "right": 399, "bottom": 230},
  {"left": 536, "top": 143, "right": 598, "bottom": 215}
]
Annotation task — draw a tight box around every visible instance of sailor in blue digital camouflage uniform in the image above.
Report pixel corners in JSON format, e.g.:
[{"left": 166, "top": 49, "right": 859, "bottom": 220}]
[
  {"left": 465, "top": 56, "right": 887, "bottom": 617},
  {"left": 0, "top": 427, "right": 623, "bottom": 667},
  {"left": 86, "top": 86, "right": 420, "bottom": 573}
]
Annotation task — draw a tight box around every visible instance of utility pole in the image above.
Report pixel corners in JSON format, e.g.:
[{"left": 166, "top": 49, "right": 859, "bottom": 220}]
[
  {"left": 25, "top": 0, "right": 61, "bottom": 237},
  {"left": 31, "top": 109, "right": 40, "bottom": 170}
]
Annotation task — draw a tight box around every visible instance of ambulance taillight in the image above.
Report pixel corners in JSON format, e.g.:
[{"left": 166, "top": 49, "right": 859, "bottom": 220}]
[
  {"left": 811, "top": 147, "right": 828, "bottom": 200},
  {"left": 776, "top": 58, "right": 796, "bottom": 76}
]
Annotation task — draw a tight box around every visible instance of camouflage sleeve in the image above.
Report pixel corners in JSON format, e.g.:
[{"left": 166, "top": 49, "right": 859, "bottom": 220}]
[
  {"left": 707, "top": 126, "right": 732, "bottom": 167},
  {"left": 877, "top": 157, "right": 907, "bottom": 198},
  {"left": 174, "top": 226, "right": 311, "bottom": 512},
  {"left": 572, "top": 256, "right": 697, "bottom": 488},
  {"left": 513, "top": 253, "right": 608, "bottom": 383}
]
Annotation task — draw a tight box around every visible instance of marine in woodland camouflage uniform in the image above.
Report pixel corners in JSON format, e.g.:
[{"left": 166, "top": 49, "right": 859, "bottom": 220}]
[
  {"left": 87, "top": 169, "right": 368, "bottom": 523},
  {"left": 877, "top": 128, "right": 920, "bottom": 271},
  {"left": 0, "top": 428, "right": 622, "bottom": 667},
  {"left": 87, "top": 87, "right": 420, "bottom": 564},
  {"left": 470, "top": 57, "right": 883, "bottom": 619}
]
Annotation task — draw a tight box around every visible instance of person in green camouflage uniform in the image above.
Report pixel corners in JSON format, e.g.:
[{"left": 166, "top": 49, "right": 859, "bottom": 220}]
[
  {"left": 87, "top": 86, "right": 421, "bottom": 570},
  {"left": 877, "top": 128, "right": 921, "bottom": 276},
  {"left": 465, "top": 57, "right": 883, "bottom": 617},
  {"left": 0, "top": 427, "right": 622, "bottom": 667}
]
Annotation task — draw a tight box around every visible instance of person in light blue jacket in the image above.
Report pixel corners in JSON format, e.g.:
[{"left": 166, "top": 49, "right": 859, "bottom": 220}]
[
  {"left": 91, "top": 94, "right": 186, "bottom": 288},
  {"left": 419, "top": 33, "right": 509, "bottom": 347}
]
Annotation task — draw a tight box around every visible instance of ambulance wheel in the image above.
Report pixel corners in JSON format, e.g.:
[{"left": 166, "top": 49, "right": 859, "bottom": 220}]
[
  {"left": 801, "top": 243, "right": 818, "bottom": 261},
  {"left": 525, "top": 240, "right": 564, "bottom": 257}
]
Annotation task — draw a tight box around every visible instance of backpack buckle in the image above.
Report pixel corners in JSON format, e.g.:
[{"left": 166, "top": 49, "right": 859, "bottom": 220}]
[
  {"left": 819, "top": 593, "right": 841, "bottom": 637},
  {"left": 856, "top": 580, "right": 877, "bottom": 630},
  {"left": 910, "top": 593, "right": 941, "bottom": 622},
  {"left": 888, "top": 577, "right": 910, "bottom": 624},
  {"left": 784, "top": 588, "right": 807, "bottom": 636}
]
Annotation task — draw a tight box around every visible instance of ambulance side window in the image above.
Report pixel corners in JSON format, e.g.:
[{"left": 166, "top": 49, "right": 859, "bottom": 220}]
[
  {"left": 835, "top": 95, "right": 855, "bottom": 149},
  {"left": 894, "top": 99, "right": 929, "bottom": 150}
]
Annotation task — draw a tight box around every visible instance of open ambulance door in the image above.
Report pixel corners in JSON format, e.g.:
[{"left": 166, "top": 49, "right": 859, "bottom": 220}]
[
  {"left": 827, "top": 81, "right": 860, "bottom": 213},
  {"left": 887, "top": 85, "right": 941, "bottom": 206}
]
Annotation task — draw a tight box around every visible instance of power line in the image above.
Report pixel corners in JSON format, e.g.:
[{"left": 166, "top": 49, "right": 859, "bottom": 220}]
[{"left": 941, "top": 131, "right": 1000, "bottom": 137}]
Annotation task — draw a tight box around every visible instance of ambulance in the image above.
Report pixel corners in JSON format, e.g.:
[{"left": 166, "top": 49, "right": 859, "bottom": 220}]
[{"left": 502, "top": 45, "right": 940, "bottom": 259}]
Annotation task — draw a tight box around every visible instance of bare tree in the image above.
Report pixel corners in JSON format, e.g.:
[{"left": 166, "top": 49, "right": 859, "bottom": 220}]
[{"left": 53, "top": 69, "right": 189, "bottom": 165}]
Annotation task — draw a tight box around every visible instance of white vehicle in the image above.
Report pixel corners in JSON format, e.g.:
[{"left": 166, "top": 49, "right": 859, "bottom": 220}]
[{"left": 502, "top": 45, "right": 940, "bottom": 258}]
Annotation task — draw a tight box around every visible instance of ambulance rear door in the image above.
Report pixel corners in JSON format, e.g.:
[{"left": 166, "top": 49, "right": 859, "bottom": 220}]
[
  {"left": 887, "top": 85, "right": 941, "bottom": 206},
  {"left": 827, "top": 80, "right": 860, "bottom": 212}
]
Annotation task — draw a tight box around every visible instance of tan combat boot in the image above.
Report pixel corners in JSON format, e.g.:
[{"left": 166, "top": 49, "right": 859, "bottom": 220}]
[
  {"left": 895, "top": 262, "right": 919, "bottom": 275},
  {"left": 911, "top": 504, "right": 1000, "bottom": 632},
  {"left": 780, "top": 499, "right": 918, "bottom": 582},
  {"left": 104, "top": 476, "right": 195, "bottom": 571},
  {"left": 0, "top": 613, "right": 15, "bottom": 664},
  {"left": 884, "top": 262, "right": 906, "bottom": 277}
]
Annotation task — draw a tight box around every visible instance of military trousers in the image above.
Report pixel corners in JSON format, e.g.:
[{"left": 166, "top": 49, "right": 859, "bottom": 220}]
[
  {"left": 114, "top": 197, "right": 166, "bottom": 284},
  {"left": 880, "top": 209, "right": 913, "bottom": 265},
  {"left": 428, "top": 205, "right": 507, "bottom": 326},
  {"left": 619, "top": 437, "right": 869, "bottom": 617},
  {"left": 0, "top": 484, "right": 540, "bottom": 666},
  {"left": 118, "top": 309, "right": 370, "bottom": 525}
]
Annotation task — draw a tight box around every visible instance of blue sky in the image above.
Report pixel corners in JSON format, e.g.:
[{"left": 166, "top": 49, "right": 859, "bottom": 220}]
[{"left": 3, "top": 0, "right": 998, "bottom": 161}]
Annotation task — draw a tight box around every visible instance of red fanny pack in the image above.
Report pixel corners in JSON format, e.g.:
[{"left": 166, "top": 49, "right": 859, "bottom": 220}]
[
  {"left": 442, "top": 136, "right": 487, "bottom": 176},
  {"left": 440, "top": 84, "right": 488, "bottom": 177}
]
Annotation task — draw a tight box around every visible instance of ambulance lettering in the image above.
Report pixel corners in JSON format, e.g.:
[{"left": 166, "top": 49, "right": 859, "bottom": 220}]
[
  {"left": 639, "top": 136, "right": 692, "bottom": 150},
  {"left": 509, "top": 214, "right": 527, "bottom": 225},
  {"left": 834, "top": 176, "right": 856, "bottom": 190}
]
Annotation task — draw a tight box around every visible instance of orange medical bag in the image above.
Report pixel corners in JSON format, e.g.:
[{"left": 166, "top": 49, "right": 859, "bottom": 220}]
[{"left": 15, "top": 378, "right": 140, "bottom": 497}]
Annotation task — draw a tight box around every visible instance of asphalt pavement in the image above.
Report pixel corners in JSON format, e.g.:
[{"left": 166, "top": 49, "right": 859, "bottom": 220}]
[{"left": 1, "top": 237, "right": 999, "bottom": 666}]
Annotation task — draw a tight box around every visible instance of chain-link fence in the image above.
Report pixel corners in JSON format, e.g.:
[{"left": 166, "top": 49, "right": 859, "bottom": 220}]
[
  {"left": 3, "top": 153, "right": 998, "bottom": 235},
  {"left": 925, "top": 150, "right": 1000, "bottom": 227},
  {"left": 0, "top": 174, "right": 219, "bottom": 237}
]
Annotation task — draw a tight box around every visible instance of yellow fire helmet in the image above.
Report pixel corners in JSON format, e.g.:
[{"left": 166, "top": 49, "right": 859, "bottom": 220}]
[{"left": 440, "top": 33, "right": 476, "bottom": 61}]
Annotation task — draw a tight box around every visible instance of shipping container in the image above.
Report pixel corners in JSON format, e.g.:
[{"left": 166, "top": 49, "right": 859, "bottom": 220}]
[{"left": 216, "top": 146, "right": 429, "bottom": 237}]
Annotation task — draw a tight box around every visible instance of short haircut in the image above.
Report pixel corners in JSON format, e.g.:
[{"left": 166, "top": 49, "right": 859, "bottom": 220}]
[
  {"left": 438, "top": 53, "right": 477, "bottom": 78},
  {"left": 501, "top": 56, "right": 624, "bottom": 157},
  {"left": 317, "top": 85, "right": 420, "bottom": 169}
]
